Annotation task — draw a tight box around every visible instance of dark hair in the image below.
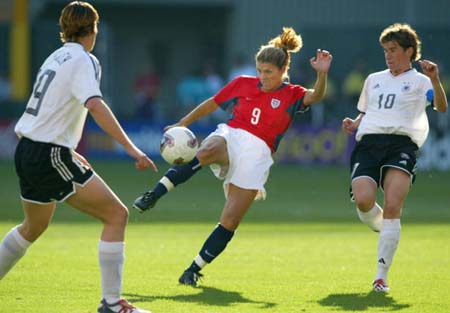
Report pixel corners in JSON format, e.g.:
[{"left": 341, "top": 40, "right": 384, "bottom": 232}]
[
  {"left": 255, "top": 27, "right": 303, "bottom": 75},
  {"left": 379, "top": 23, "right": 421, "bottom": 62},
  {"left": 59, "top": 1, "right": 99, "bottom": 43}
]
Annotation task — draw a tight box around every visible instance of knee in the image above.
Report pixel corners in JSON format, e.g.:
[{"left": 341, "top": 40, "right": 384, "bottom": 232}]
[
  {"left": 354, "top": 195, "right": 375, "bottom": 212},
  {"left": 383, "top": 203, "right": 401, "bottom": 218},
  {"left": 196, "top": 146, "right": 217, "bottom": 164},
  {"left": 104, "top": 203, "right": 129, "bottom": 227},
  {"left": 115, "top": 205, "right": 129, "bottom": 225}
]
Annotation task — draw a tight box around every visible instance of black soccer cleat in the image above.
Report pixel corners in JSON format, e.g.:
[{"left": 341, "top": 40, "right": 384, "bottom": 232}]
[
  {"left": 178, "top": 269, "right": 203, "bottom": 287},
  {"left": 133, "top": 191, "right": 159, "bottom": 213}
]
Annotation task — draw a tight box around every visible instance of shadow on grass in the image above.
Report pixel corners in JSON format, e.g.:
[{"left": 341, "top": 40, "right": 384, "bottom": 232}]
[
  {"left": 318, "top": 291, "right": 410, "bottom": 311},
  {"left": 124, "top": 285, "right": 277, "bottom": 309}
]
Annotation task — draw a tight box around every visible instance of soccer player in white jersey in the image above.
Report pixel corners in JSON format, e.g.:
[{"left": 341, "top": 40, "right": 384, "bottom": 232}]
[
  {"left": 342, "top": 23, "right": 447, "bottom": 292},
  {"left": 0, "top": 2, "right": 157, "bottom": 312}
]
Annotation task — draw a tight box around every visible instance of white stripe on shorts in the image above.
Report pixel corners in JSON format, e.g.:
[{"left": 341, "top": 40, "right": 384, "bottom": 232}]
[
  {"left": 57, "top": 147, "right": 73, "bottom": 179},
  {"left": 72, "top": 156, "right": 87, "bottom": 174},
  {"left": 55, "top": 148, "right": 74, "bottom": 179},
  {"left": 50, "top": 147, "right": 73, "bottom": 181}
]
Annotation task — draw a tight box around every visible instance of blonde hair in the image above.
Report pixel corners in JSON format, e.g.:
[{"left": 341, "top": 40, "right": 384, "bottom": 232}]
[
  {"left": 256, "top": 27, "right": 303, "bottom": 75},
  {"left": 59, "top": 1, "right": 99, "bottom": 43},
  {"left": 379, "top": 23, "right": 422, "bottom": 62}
]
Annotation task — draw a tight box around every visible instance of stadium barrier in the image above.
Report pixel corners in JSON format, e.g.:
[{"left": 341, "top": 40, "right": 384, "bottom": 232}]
[{"left": 0, "top": 119, "right": 449, "bottom": 170}]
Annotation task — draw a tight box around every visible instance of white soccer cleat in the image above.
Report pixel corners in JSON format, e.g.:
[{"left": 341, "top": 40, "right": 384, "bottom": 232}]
[
  {"left": 373, "top": 279, "right": 390, "bottom": 292},
  {"left": 98, "top": 298, "right": 151, "bottom": 313}
]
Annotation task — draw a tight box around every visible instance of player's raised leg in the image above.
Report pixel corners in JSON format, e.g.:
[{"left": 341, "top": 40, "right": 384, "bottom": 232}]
[
  {"left": 133, "top": 136, "right": 228, "bottom": 212},
  {"left": 133, "top": 157, "right": 202, "bottom": 212},
  {"left": 352, "top": 177, "right": 383, "bottom": 232}
]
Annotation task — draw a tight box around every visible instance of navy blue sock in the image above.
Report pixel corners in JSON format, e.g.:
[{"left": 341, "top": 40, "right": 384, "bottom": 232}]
[
  {"left": 152, "top": 157, "right": 202, "bottom": 198},
  {"left": 196, "top": 224, "right": 235, "bottom": 265}
]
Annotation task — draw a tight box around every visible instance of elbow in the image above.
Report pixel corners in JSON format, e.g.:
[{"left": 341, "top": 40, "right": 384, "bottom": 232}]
[
  {"left": 304, "top": 88, "right": 326, "bottom": 106},
  {"left": 435, "top": 102, "right": 448, "bottom": 113},
  {"left": 310, "top": 94, "right": 325, "bottom": 105},
  {"left": 317, "top": 93, "right": 326, "bottom": 102},
  {"left": 85, "top": 97, "right": 104, "bottom": 114}
]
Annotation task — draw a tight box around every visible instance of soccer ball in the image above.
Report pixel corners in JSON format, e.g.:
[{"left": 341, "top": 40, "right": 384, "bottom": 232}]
[{"left": 160, "top": 126, "right": 199, "bottom": 165}]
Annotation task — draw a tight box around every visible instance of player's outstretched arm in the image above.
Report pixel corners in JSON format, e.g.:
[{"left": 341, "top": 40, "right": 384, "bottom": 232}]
[
  {"left": 86, "top": 97, "right": 158, "bottom": 171},
  {"left": 172, "top": 97, "right": 218, "bottom": 130},
  {"left": 419, "top": 60, "right": 448, "bottom": 113},
  {"left": 303, "top": 49, "right": 333, "bottom": 106}
]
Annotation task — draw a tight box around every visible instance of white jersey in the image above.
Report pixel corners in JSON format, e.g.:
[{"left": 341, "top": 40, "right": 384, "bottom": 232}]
[
  {"left": 356, "top": 68, "right": 433, "bottom": 147},
  {"left": 15, "top": 42, "right": 102, "bottom": 149}
]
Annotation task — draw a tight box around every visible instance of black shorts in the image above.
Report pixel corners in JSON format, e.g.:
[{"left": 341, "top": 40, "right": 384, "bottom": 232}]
[
  {"left": 14, "top": 137, "right": 94, "bottom": 204},
  {"left": 349, "top": 134, "right": 418, "bottom": 198}
]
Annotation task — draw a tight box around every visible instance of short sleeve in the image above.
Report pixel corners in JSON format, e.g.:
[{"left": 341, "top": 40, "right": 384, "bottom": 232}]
[
  {"left": 356, "top": 76, "right": 370, "bottom": 113},
  {"left": 422, "top": 76, "right": 434, "bottom": 107},
  {"left": 293, "top": 84, "right": 308, "bottom": 113},
  {"left": 71, "top": 54, "right": 102, "bottom": 105},
  {"left": 213, "top": 76, "right": 241, "bottom": 105}
]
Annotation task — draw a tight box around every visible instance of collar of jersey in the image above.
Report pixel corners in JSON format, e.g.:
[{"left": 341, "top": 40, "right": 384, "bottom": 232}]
[
  {"left": 389, "top": 67, "right": 416, "bottom": 78},
  {"left": 257, "top": 81, "right": 287, "bottom": 92},
  {"left": 63, "top": 42, "right": 85, "bottom": 51}
]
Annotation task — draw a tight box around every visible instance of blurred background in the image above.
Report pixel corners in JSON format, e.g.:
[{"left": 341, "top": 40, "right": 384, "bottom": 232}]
[{"left": 0, "top": 0, "right": 449, "bottom": 170}]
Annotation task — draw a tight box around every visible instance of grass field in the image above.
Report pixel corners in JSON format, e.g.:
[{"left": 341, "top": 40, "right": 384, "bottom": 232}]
[{"left": 0, "top": 160, "right": 449, "bottom": 313}]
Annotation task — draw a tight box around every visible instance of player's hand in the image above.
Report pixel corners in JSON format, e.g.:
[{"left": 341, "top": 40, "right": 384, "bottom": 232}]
[
  {"left": 135, "top": 153, "right": 158, "bottom": 171},
  {"left": 419, "top": 60, "right": 440, "bottom": 80},
  {"left": 125, "top": 145, "right": 158, "bottom": 172},
  {"left": 310, "top": 49, "right": 333, "bottom": 74},
  {"left": 342, "top": 117, "right": 357, "bottom": 135}
]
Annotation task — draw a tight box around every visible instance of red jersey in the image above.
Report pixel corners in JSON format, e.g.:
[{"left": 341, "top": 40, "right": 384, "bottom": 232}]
[{"left": 213, "top": 76, "right": 307, "bottom": 152}]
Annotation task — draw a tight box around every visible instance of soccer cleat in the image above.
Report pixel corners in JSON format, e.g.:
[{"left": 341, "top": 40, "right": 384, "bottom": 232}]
[
  {"left": 97, "top": 298, "right": 151, "bottom": 313},
  {"left": 373, "top": 279, "right": 390, "bottom": 292},
  {"left": 178, "top": 269, "right": 203, "bottom": 287},
  {"left": 133, "top": 191, "right": 158, "bottom": 212}
]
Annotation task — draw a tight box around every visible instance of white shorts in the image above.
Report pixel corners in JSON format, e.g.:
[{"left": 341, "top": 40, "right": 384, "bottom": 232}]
[{"left": 206, "top": 124, "right": 273, "bottom": 200}]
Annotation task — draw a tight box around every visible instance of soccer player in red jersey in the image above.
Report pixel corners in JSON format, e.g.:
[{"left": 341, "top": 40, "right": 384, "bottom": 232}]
[{"left": 134, "top": 27, "right": 333, "bottom": 286}]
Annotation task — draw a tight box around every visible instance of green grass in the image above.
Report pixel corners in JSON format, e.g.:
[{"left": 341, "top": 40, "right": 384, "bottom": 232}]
[{"left": 0, "top": 160, "right": 449, "bottom": 312}]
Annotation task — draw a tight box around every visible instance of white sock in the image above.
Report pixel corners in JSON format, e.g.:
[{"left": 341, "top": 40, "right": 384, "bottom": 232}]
[
  {"left": 375, "top": 219, "right": 401, "bottom": 283},
  {"left": 357, "top": 203, "right": 383, "bottom": 232},
  {"left": 0, "top": 226, "right": 31, "bottom": 280},
  {"left": 99, "top": 241, "right": 125, "bottom": 304},
  {"left": 194, "top": 254, "right": 208, "bottom": 269},
  {"left": 160, "top": 176, "right": 175, "bottom": 192}
]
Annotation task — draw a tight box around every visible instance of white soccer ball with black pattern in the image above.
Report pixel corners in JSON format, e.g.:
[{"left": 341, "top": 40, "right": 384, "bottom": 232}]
[{"left": 160, "top": 126, "right": 199, "bottom": 165}]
